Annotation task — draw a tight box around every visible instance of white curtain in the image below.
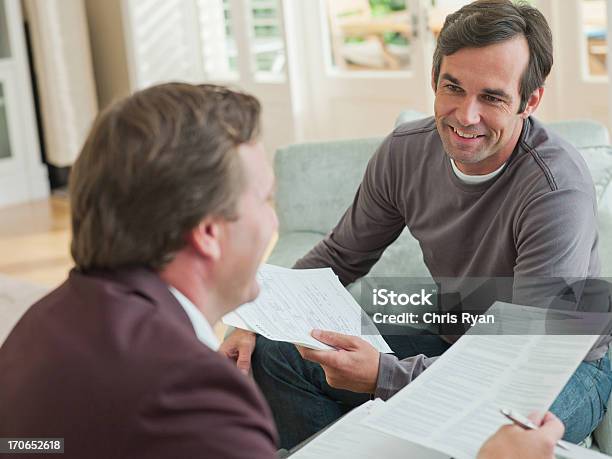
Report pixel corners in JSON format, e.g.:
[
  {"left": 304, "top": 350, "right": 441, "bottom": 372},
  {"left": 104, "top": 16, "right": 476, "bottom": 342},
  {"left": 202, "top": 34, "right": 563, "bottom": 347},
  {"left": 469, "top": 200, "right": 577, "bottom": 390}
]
[{"left": 22, "top": 0, "right": 98, "bottom": 167}]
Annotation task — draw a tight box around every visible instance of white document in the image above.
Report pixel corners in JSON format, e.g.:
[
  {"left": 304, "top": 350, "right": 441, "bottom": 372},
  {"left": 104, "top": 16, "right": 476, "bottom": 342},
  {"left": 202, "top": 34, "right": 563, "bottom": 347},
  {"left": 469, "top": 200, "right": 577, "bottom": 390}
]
[
  {"left": 222, "top": 310, "right": 254, "bottom": 332},
  {"left": 363, "top": 318, "right": 599, "bottom": 459},
  {"left": 222, "top": 265, "right": 330, "bottom": 334},
  {"left": 222, "top": 264, "right": 392, "bottom": 353},
  {"left": 290, "top": 399, "right": 449, "bottom": 459}
]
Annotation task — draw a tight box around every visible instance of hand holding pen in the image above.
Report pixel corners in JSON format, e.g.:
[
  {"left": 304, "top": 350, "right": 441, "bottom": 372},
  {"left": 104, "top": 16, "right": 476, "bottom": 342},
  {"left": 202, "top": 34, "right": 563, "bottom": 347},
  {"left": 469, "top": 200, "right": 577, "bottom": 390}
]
[
  {"left": 477, "top": 410, "right": 565, "bottom": 459},
  {"left": 500, "top": 408, "right": 569, "bottom": 451}
]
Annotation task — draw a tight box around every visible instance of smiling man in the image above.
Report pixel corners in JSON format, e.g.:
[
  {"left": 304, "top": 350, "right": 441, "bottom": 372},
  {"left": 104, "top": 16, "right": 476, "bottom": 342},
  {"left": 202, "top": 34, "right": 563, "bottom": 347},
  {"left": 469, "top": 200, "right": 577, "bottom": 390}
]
[{"left": 222, "top": 0, "right": 612, "bottom": 450}]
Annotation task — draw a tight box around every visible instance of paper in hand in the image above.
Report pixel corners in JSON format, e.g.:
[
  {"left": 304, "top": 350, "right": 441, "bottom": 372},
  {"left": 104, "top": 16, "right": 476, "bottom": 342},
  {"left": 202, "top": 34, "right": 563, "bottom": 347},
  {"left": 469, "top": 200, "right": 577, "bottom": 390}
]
[{"left": 222, "top": 264, "right": 392, "bottom": 353}]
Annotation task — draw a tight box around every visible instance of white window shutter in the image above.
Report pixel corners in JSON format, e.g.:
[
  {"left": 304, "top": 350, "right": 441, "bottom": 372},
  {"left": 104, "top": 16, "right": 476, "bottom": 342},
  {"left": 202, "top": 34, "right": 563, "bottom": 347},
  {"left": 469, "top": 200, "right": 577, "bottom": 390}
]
[
  {"left": 197, "top": 0, "right": 238, "bottom": 79},
  {"left": 123, "top": 0, "right": 204, "bottom": 89}
]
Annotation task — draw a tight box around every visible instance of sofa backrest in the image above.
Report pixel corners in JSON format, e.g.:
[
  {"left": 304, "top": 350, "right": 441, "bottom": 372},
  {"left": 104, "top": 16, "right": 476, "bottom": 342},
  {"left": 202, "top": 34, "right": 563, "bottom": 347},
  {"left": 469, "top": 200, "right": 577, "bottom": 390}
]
[
  {"left": 274, "top": 137, "right": 384, "bottom": 234},
  {"left": 579, "top": 145, "right": 612, "bottom": 210},
  {"left": 581, "top": 145, "right": 612, "bottom": 276},
  {"left": 547, "top": 120, "right": 610, "bottom": 148}
]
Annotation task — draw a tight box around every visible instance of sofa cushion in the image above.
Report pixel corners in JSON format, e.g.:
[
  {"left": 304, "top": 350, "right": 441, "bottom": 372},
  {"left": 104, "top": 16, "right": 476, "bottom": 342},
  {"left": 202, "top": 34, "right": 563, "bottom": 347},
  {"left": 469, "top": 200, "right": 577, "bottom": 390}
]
[
  {"left": 598, "top": 211, "right": 612, "bottom": 277},
  {"left": 548, "top": 120, "right": 610, "bottom": 148},
  {"left": 362, "top": 229, "right": 431, "bottom": 278},
  {"left": 267, "top": 231, "right": 326, "bottom": 268},
  {"left": 576, "top": 145, "right": 612, "bottom": 207},
  {"left": 274, "top": 137, "right": 384, "bottom": 234},
  {"left": 575, "top": 146, "right": 612, "bottom": 277}
]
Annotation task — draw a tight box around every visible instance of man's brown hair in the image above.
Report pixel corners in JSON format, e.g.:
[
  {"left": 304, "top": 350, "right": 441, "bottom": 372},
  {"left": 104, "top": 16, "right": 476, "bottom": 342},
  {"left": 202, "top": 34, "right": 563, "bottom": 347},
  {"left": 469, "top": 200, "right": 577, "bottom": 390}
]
[
  {"left": 70, "top": 83, "right": 261, "bottom": 270},
  {"left": 432, "top": 0, "right": 553, "bottom": 113}
]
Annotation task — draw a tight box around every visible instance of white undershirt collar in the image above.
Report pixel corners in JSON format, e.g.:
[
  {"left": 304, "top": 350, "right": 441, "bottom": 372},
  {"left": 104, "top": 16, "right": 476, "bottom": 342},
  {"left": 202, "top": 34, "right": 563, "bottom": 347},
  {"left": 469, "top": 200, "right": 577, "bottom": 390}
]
[{"left": 450, "top": 159, "right": 506, "bottom": 185}]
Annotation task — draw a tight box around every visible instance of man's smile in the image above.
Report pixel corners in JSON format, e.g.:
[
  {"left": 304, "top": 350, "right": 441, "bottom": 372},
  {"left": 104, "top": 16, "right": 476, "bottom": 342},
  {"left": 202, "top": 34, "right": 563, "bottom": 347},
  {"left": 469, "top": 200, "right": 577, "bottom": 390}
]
[{"left": 447, "top": 124, "right": 486, "bottom": 144}]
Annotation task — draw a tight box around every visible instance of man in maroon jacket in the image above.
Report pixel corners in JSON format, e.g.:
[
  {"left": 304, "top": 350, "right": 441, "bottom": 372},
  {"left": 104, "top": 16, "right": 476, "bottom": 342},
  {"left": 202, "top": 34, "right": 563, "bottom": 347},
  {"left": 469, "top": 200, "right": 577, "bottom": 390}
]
[
  {"left": 0, "top": 81, "right": 564, "bottom": 459},
  {"left": 0, "top": 83, "right": 278, "bottom": 458}
]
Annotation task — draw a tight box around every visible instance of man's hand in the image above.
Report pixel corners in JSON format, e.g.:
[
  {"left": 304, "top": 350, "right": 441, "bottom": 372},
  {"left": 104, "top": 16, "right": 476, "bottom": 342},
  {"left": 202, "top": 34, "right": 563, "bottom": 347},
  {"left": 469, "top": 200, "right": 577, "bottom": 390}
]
[
  {"left": 219, "top": 329, "right": 256, "bottom": 375},
  {"left": 297, "top": 329, "right": 380, "bottom": 394},
  {"left": 477, "top": 412, "right": 564, "bottom": 459}
]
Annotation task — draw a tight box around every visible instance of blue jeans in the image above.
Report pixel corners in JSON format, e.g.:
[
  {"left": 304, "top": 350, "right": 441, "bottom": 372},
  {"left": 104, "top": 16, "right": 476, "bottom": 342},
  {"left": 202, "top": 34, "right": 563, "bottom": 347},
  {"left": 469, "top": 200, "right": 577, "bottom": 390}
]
[
  {"left": 550, "top": 354, "right": 612, "bottom": 443},
  {"left": 252, "top": 333, "right": 612, "bottom": 450}
]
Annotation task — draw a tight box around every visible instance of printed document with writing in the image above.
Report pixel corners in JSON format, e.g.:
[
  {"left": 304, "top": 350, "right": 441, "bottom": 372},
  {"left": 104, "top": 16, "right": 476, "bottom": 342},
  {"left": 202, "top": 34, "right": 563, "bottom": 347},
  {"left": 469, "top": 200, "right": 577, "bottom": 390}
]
[
  {"left": 362, "top": 315, "right": 600, "bottom": 459},
  {"left": 289, "top": 396, "right": 609, "bottom": 459},
  {"left": 223, "top": 264, "right": 392, "bottom": 352}
]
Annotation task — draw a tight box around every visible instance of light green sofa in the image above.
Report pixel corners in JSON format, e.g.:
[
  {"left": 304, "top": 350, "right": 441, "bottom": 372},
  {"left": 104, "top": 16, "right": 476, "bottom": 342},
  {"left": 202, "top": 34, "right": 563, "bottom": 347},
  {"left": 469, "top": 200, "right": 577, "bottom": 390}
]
[{"left": 267, "top": 113, "right": 612, "bottom": 453}]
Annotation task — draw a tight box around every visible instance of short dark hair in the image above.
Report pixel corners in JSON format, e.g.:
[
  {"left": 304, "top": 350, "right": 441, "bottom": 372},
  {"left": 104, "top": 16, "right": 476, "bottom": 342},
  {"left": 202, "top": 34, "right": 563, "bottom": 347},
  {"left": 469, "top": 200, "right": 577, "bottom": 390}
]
[
  {"left": 432, "top": 0, "right": 553, "bottom": 113},
  {"left": 70, "top": 83, "right": 261, "bottom": 270}
]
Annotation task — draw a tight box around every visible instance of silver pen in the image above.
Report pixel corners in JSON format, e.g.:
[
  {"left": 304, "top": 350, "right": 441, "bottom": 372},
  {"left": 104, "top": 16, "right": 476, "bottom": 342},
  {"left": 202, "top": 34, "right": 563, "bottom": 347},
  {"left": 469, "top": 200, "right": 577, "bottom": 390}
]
[{"left": 499, "top": 408, "right": 569, "bottom": 451}]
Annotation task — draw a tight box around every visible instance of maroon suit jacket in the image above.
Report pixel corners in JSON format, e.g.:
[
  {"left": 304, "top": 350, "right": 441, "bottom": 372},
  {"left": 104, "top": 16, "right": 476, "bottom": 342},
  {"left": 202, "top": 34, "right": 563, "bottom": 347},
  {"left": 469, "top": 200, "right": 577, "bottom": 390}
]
[{"left": 0, "top": 268, "right": 277, "bottom": 458}]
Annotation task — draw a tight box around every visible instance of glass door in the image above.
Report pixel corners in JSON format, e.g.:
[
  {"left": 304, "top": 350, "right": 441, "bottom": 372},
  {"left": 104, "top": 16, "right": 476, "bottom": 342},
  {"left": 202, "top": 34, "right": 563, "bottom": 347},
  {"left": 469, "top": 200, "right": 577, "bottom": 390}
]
[
  {"left": 288, "top": 0, "right": 426, "bottom": 141},
  {"left": 291, "top": 0, "right": 476, "bottom": 141},
  {"left": 0, "top": 0, "right": 48, "bottom": 207}
]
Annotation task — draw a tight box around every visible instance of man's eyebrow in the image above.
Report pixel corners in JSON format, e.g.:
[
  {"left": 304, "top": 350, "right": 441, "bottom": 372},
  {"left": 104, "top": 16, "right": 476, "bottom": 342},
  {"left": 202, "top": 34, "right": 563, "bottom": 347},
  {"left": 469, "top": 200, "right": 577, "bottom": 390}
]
[
  {"left": 440, "top": 73, "right": 512, "bottom": 100},
  {"left": 440, "top": 73, "right": 461, "bottom": 85},
  {"left": 482, "top": 88, "right": 512, "bottom": 100}
]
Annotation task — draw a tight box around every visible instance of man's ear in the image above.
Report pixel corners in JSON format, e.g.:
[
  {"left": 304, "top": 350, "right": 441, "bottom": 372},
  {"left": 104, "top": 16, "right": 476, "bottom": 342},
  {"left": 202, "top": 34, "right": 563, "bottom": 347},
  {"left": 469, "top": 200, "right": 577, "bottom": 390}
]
[
  {"left": 188, "top": 218, "right": 222, "bottom": 261},
  {"left": 520, "top": 87, "right": 544, "bottom": 119}
]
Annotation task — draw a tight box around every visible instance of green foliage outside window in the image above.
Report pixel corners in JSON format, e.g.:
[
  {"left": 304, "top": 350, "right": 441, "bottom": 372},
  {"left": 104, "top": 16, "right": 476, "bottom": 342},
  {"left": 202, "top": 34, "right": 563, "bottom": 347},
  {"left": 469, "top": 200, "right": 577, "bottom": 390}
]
[
  {"left": 369, "top": 0, "right": 407, "bottom": 16},
  {"left": 342, "top": 0, "right": 409, "bottom": 46}
]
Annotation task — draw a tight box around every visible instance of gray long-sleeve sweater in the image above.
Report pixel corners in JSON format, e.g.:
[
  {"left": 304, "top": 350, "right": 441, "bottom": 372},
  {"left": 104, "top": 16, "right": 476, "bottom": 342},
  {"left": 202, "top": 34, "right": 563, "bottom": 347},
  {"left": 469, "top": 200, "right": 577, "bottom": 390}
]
[{"left": 294, "top": 116, "right": 607, "bottom": 399}]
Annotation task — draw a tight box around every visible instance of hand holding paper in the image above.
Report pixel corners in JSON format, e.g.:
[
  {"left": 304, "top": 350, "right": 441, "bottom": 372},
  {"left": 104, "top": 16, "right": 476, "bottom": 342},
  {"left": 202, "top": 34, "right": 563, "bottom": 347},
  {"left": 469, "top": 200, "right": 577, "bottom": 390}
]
[{"left": 297, "top": 329, "right": 381, "bottom": 394}]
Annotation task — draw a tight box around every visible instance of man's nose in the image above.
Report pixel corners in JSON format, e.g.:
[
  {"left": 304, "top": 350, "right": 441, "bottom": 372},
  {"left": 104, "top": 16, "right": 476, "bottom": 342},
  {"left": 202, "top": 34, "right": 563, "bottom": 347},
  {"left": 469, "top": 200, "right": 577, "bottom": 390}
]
[{"left": 455, "top": 97, "right": 481, "bottom": 127}]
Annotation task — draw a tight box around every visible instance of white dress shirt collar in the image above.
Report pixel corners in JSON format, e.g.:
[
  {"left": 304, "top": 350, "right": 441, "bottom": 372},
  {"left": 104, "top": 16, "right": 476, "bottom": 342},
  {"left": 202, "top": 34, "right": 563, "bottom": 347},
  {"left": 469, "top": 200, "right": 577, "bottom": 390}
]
[{"left": 168, "top": 286, "right": 220, "bottom": 351}]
